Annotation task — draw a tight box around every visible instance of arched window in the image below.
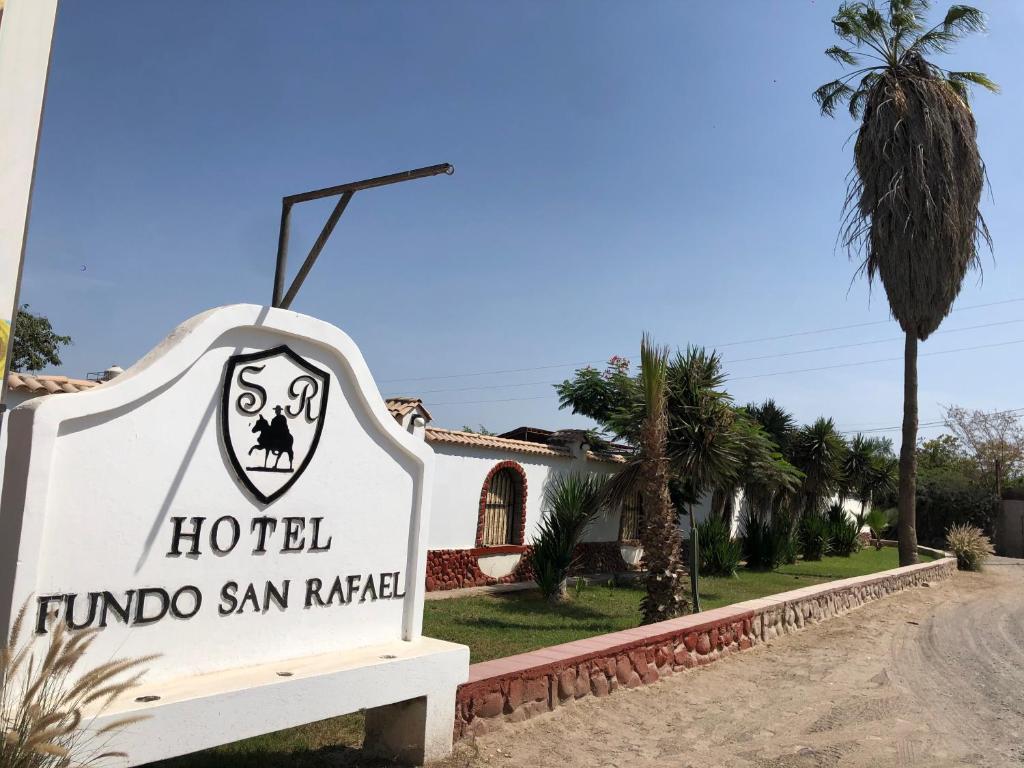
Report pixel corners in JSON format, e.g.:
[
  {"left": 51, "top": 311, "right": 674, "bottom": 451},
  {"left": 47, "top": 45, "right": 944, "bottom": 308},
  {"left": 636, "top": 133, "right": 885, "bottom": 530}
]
[
  {"left": 619, "top": 492, "right": 643, "bottom": 542},
  {"left": 477, "top": 462, "right": 527, "bottom": 547}
]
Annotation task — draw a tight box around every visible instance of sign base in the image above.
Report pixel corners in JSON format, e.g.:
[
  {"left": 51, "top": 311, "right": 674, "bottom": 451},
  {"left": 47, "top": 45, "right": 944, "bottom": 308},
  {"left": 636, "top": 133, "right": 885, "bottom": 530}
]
[{"left": 86, "top": 634, "right": 468, "bottom": 765}]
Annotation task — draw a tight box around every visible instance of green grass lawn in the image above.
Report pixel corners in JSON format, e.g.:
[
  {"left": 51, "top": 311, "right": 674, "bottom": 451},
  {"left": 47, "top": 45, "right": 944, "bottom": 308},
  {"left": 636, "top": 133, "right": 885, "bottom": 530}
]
[
  {"left": 425, "top": 546, "right": 930, "bottom": 663},
  {"left": 155, "top": 547, "right": 926, "bottom": 767}
]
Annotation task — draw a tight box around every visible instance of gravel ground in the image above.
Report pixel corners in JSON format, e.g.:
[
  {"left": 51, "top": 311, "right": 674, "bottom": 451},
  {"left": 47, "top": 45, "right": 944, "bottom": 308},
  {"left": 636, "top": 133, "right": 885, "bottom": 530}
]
[{"left": 439, "top": 558, "right": 1024, "bottom": 768}]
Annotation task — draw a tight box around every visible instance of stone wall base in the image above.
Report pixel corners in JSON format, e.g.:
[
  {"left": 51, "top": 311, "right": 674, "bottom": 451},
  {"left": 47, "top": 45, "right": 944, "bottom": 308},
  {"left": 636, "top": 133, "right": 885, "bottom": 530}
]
[{"left": 426, "top": 548, "right": 534, "bottom": 591}]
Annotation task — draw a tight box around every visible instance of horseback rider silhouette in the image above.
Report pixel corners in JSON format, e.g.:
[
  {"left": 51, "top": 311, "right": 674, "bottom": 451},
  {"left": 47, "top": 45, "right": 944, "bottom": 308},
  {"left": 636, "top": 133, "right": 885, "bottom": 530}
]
[
  {"left": 248, "top": 405, "right": 295, "bottom": 470},
  {"left": 270, "top": 405, "right": 288, "bottom": 436}
]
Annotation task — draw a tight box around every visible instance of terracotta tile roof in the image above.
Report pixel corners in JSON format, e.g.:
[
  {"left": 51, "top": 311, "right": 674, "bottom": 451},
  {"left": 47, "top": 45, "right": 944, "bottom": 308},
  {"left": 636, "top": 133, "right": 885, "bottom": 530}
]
[
  {"left": 385, "top": 397, "right": 433, "bottom": 423},
  {"left": 586, "top": 450, "right": 628, "bottom": 465},
  {"left": 425, "top": 427, "right": 572, "bottom": 458},
  {"left": 7, "top": 372, "right": 100, "bottom": 396}
]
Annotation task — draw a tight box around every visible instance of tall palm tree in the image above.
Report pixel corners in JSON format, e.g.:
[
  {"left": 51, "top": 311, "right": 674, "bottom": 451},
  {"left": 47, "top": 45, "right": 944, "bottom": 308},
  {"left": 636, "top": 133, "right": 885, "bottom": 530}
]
[
  {"left": 815, "top": 1, "right": 997, "bottom": 565},
  {"left": 637, "top": 335, "right": 689, "bottom": 624}
]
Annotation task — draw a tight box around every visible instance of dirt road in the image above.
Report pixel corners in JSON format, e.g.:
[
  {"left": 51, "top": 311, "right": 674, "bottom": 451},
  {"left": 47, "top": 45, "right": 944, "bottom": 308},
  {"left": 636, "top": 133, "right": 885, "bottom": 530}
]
[{"left": 441, "top": 559, "right": 1024, "bottom": 768}]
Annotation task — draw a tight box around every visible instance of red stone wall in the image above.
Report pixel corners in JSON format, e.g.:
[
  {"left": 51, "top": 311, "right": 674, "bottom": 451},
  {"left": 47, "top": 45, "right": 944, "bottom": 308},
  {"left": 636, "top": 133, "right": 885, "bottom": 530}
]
[
  {"left": 426, "top": 548, "right": 535, "bottom": 592},
  {"left": 426, "top": 540, "right": 636, "bottom": 592}
]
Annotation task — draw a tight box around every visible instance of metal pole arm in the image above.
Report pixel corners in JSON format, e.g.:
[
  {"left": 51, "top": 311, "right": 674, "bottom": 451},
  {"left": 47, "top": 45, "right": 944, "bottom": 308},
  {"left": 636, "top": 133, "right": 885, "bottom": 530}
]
[{"left": 272, "top": 163, "right": 453, "bottom": 309}]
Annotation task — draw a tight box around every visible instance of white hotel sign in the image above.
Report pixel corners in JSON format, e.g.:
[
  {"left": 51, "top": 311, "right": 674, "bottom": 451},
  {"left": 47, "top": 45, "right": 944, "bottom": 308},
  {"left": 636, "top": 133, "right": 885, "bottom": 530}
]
[{"left": 0, "top": 304, "right": 468, "bottom": 765}]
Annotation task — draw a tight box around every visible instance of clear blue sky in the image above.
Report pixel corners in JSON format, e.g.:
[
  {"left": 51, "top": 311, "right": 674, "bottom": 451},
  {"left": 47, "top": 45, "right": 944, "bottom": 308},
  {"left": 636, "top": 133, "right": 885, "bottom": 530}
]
[{"left": 23, "top": 1, "right": 1024, "bottom": 440}]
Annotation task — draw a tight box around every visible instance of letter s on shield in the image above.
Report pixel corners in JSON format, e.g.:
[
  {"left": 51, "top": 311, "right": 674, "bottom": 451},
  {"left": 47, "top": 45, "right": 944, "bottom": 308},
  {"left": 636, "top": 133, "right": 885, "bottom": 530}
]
[{"left": 221, "top": 345, "right": 330, "bottom": 504}]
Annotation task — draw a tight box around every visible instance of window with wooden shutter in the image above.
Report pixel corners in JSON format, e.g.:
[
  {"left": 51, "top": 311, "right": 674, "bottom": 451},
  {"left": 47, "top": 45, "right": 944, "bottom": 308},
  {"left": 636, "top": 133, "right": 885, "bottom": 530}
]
[
  {"left": 620, "top": 492, "right": 643, "bottom": 541},
  {"left": 481, "top": 468, "right": 521, "bottom": 546}
]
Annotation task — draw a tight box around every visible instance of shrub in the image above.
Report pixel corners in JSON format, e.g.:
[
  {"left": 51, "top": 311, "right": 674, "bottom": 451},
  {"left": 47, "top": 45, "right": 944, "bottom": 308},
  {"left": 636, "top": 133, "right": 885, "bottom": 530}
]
[
  {"left": 915, "top": 477, "right": 999, "bottom": 546},
  {"left": 697, "top": 515, "right": 741, "bottom": 577},
  {"left": 1, "top": 604, "right": 154, "bottom": 768},
  {"left": 741, "top": 512, "right": 795, "bottom": 570},
  {"left": 825, "top": 503, "right": 847, "bottom": 526},
  {"left": 799, "top": 514, "right": 830, "bottom": 561},
  {"left": 531, "top": 472, "right": 607, "bottom": 602},
  {"left": 946, "top": 523, "right": 995, "bottom": 571},
  {"left": 829, "top": 517, "right": 862, "bottom": 556},
  {"left": 862, "top": 506, "right": 892, "bottom": 549}
]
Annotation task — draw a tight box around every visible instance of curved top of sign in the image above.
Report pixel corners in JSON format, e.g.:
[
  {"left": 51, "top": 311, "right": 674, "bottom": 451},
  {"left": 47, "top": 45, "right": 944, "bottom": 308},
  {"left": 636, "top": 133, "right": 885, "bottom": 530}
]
[{"left": 16, "top": 303, "right": 431, "bottom": 468}]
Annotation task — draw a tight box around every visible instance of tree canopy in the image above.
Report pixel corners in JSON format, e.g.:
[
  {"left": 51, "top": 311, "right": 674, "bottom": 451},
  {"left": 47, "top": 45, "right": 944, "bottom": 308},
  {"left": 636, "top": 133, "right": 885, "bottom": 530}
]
[
  {"left": 10, "top": 305, "right": 72, "bottom": 373},
  {"left": 556, "top": 353, "right": 893, "bottom": 524}
]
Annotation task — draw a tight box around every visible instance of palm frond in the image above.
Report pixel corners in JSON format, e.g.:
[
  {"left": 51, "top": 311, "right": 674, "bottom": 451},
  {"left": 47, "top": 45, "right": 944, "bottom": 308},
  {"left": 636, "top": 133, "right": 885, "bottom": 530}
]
[
  {"left": 909, "top": 4, "right": 988, "bottom": 56},
  {"left": 639, "top": 334, "right": 669, "bottom": 422},
  {"left": 833, "top": 3, "right": 875, "bottom": 44},
  {"left": 815, "top": 79, "right": 856, "bottom": 117},
  {"left": 862, "top": 5, "right": 887, "bottom": 35},
  {"left": 825, "top": 45, "right": 859, "bottom": 66},
  {"left": 603, "top": 460, "right": 641, "bottom": 512},
  {"left": 848, "top": 72, "right": 881, "bottom": 117},
  {"left": 947, "top": 70, "right": 1000, "bottom": 96},
  {"left": 888, "top": 0, "right": 928, "bottom": 39},
  {"left": 941, "top": 4, "right": 988, "bottom": 35}
]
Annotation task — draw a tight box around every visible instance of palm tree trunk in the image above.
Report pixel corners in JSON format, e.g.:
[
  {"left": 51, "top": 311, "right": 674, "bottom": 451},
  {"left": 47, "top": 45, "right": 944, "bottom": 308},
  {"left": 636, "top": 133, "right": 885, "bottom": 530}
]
[
  {"left": 548, "top": 578, "right": 568, "bottom": 605},
  {"left": 898, "top": 332, "right": 919, "bottom": 566}
]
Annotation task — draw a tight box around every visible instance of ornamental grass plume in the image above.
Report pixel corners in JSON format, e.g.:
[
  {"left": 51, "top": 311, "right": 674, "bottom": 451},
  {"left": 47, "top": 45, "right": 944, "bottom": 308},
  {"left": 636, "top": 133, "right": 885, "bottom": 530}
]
[
  {"left": 1, "top": 604, "right": 156, "bottom": 768},
  {"left": 945, "top": 523, "right": 995, "bottom": 571}
]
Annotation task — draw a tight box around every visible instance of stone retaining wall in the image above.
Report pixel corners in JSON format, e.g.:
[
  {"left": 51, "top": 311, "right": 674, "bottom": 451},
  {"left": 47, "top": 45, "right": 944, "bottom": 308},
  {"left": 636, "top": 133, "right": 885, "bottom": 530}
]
[
  {"left": 426, "top": 548, "right": 535, "bottom": 591},
  {"left": 454, "top": 548, "right": 954, "bottom": 740}
]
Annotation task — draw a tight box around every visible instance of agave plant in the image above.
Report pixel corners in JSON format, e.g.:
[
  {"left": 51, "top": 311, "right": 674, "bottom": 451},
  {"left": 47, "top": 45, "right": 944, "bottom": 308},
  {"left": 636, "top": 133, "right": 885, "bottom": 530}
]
[
  {"left": 531, "top": 472, "right": 609, "bottom": 603},
  {"left": 862, "top": 505, "right": 893, "bottom": 549},
  {"left": 1, "top": 605, "right": 155, "bottom": 768},
  {"left": 816, "top": 0, "right": 997, "bottom": 565},
  {"left": 799, "top": 514, "right": 831, "bottom": 561}
]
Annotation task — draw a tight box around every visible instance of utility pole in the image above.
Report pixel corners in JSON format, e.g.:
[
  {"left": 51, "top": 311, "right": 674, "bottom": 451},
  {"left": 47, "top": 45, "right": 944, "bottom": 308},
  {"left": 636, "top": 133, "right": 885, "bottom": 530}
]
[{"left": 0, "top": 0, "right": 60, "bottom": 421}]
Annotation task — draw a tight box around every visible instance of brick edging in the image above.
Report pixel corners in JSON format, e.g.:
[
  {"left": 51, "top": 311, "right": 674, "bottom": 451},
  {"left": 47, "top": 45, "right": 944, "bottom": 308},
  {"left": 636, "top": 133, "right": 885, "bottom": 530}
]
[{"left": 454, "top": 551, "right": 956, "bottom": 739}]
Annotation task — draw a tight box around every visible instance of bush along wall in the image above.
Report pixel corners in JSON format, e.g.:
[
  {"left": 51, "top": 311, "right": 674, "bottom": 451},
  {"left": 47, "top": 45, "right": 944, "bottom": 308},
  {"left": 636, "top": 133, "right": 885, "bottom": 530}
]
[{"left": 915, "top": 477, "right": 999, "bottom": 546}]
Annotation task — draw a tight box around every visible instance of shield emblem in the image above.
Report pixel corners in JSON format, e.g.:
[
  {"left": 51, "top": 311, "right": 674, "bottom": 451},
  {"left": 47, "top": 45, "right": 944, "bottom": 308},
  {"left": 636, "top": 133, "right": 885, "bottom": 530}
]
[{"left": 220, "top": 345, "right": 330, "bottom": 504}]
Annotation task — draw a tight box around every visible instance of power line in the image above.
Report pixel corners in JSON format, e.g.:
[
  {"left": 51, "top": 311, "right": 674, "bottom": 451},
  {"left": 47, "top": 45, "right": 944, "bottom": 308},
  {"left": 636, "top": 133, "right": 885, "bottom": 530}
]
[
  {"left": 431, "top": 394, "right": 553, "bottom": 406},
  {"left": 380, "top": 296, "right": 1024, "bottom": 385},
  {"left": 387, "top": 317, "right": 1024, "bottom": 397},
  {"left": 728, "top": 317, "right": 1024, "bottom": 364},
  {"left": 839, "top": 407, "right": 1024, "bottom": 435},
  {"left": 427, "top": 337, "right": 1024, "bottom": 407},
  {"left": 729, "top": 336, "right": 1024, "bottom": 382}
]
